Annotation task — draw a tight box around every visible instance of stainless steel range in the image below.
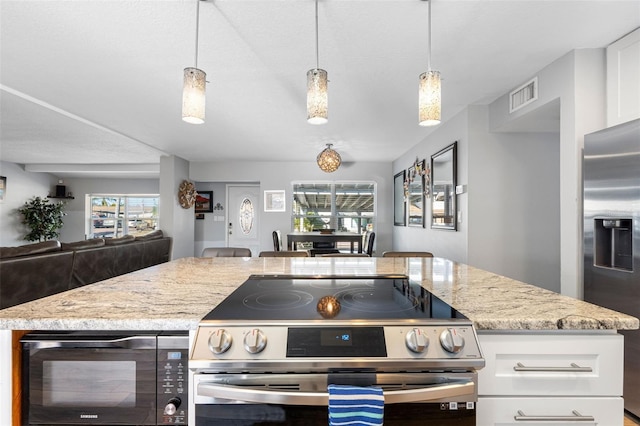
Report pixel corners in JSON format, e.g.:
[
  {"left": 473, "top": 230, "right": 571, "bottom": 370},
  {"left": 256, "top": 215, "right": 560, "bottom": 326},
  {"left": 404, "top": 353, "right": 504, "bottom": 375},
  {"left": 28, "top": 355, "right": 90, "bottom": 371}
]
[{"left": 189, "top": 274, "right": 484, "bottom": 425}]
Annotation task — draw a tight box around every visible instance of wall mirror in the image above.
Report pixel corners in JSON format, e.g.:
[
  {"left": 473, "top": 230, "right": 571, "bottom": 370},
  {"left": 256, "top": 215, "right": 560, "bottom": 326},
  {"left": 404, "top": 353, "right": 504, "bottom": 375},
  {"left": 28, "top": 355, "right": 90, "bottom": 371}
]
[
  {"left": 431, "top": 142, "right": 457, "bottom": 230},
  {"left": 408, "top": 162, "right": 425, "bottom": 227},
  {"left": 394, "top": 170, "right": 406, "bottom": 226}
]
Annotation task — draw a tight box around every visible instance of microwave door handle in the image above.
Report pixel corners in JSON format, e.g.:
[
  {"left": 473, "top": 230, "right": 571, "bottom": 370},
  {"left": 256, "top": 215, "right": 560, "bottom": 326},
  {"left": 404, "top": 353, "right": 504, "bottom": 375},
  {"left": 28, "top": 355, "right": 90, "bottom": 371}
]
[
  {"left": 26, "top": 336, "right": 157, "bottom": 350},
  {"left": 197, "top": 380, "right": 475, "bottom": 406}
]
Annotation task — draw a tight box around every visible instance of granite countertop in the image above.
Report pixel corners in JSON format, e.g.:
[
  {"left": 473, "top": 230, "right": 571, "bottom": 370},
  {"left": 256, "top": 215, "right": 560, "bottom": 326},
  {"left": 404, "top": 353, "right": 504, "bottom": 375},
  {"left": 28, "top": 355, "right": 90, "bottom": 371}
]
[{"left": 0, "top": 257, "right": 637, "bottom": 331}]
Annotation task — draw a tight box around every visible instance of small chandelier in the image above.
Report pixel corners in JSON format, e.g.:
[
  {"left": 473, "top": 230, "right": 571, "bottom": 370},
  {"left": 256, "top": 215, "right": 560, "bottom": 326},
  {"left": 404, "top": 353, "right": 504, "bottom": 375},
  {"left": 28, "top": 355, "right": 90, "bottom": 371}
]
[
  {"left": 307, "top": 0, "right": 328, "bottom": 125},
  {"left": 182, "top": 0, "right": 206, "bottom": 124},
  {"left": 317, "top": 144, "right": 341, "bottom": 173},
  {"left": 418, "top": 0, "right": 441, "bottom": 126}
]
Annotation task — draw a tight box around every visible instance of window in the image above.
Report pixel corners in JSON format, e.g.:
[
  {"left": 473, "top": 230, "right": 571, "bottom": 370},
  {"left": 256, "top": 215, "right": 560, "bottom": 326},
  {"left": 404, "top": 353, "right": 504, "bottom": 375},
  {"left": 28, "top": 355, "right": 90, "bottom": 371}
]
[
  {"left": 292, "top": 182, "right": 375, "bottom": 234},
  {"left": 87, "top": 195, "right": 159, "bottom": 239}
]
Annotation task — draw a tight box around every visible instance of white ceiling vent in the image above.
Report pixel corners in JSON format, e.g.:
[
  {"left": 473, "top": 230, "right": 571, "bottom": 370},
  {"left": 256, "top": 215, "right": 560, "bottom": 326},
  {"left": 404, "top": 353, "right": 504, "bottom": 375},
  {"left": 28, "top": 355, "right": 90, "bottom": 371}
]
[{"left": 509, "top": 77, "right": 538, "bottom": 113}]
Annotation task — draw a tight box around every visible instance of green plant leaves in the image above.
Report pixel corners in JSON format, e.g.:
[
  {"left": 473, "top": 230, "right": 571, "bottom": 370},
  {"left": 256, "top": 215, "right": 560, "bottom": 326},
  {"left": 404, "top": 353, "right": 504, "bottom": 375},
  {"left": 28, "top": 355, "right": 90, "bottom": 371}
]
[{"left": 17, "top": 196, "right": 66, "bottom": 242}]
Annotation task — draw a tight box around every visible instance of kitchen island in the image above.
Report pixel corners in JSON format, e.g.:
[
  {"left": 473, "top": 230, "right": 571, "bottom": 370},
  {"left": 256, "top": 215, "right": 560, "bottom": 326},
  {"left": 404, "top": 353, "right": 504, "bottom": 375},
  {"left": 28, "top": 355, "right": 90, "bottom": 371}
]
[{"left": 1, "top": 257, "right": 637, "bottom": 425}]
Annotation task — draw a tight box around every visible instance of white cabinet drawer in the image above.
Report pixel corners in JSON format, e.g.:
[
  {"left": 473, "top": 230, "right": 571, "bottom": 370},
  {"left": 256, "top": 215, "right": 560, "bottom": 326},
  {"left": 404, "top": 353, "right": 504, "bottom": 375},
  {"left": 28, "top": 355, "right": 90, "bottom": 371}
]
[
  {"left": 477, "top": 396, "right": 623, "bottom": 425},
  {"left": 478, "top": 333, "right": 623, "bottom": 396}
]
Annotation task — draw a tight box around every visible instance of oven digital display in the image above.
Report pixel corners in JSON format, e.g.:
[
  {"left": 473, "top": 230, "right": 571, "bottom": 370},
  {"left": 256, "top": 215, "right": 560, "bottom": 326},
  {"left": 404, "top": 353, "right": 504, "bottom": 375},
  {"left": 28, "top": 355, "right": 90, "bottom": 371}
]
[
  {"left": 287, "top": 327, "right": 386, "bottom": 357},
  {"left": 320, "top": 329, "right": 352, "bottom": 347}
]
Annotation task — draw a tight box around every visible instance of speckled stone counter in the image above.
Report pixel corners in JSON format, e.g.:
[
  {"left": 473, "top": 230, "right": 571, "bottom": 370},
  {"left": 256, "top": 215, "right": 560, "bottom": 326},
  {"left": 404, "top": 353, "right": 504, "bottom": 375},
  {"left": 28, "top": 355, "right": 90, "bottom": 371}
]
[{"left": 0, "top": 257, "right": 637, "bottom": 331}]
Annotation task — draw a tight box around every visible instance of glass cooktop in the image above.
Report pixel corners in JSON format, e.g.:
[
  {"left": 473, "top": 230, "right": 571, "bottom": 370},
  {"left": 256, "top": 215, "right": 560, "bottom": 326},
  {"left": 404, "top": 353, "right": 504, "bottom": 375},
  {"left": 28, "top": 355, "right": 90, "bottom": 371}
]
[{"left": 202, "top": 274, "right": 467, "bottom": 322}]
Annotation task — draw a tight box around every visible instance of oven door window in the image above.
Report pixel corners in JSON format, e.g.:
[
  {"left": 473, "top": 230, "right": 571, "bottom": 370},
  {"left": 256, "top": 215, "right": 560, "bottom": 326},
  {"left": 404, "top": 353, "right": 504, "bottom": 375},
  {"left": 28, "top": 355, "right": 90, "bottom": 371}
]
[
  {"left": 26, "top": 349, "right": 157, "bottom": 425},
  {"left": 43, "top": 360, "right": 137, "bottom": 407}
]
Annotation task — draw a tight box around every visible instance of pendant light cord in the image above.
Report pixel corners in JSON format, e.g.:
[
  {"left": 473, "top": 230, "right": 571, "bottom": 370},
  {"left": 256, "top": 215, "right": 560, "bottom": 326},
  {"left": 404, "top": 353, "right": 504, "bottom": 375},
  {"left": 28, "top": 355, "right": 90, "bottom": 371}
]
[
  {"left": 427, "top": 0, "right": 432, "bottom": 71},
  {"left": 194, "top": 0, "right": 201, "bottom": 68},
  {"left": 315, "top": 0, "right": 319, "bottom": 70}
]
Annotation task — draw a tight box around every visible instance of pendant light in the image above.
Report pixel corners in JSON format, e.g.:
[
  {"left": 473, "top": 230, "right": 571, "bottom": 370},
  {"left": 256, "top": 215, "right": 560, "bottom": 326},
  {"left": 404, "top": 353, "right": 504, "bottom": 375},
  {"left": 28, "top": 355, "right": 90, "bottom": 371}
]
[
  {"left": 317, "top": 144, "right": 341, "bottom": 173},
  {"left": 418, "top": 0, "right": 441, "bottom": 127},
  {"left": 307, "top": 0, "right": 328, "bottom": 125},
  {"left": 182, "top": 0, "right": 206, "bottom": 124}
]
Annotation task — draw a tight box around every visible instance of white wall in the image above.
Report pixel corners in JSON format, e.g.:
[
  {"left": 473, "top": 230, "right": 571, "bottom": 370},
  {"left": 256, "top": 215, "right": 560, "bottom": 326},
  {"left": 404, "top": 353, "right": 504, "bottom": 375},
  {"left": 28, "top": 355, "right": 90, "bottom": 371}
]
[
  {"left": 190, "top": 161, "right": 393, "bottom": 256},
  {"left": 0, "top": 161, "right": 58, "bottom": 246}
]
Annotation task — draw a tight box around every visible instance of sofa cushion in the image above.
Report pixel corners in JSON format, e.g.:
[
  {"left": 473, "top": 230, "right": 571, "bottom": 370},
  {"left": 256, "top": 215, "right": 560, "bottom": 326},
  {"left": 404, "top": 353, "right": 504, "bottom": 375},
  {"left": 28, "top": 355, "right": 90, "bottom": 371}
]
[
  {"left": 113, "top": 241, "right": 144, "bottom": 276},
  {"left": 0, "top": 250, "right": 74, "bottom": 309},
  {"left": 135, "top": 230, "right": 164, "bottom": 241},
  {"left": 0, "top": 240, "right": 61, "bottom": 259},
  {"left": 104, "top": 234, "right": 135, "bottom": 245},
  {"left": 69, "top": 246, "right": 116, "bottom": 289},
  {"left": 141, "top": 238, "right": 172, "bottom": 268},
  {"left": 61, "top": 238, "right": 105, "bottom": 251}
]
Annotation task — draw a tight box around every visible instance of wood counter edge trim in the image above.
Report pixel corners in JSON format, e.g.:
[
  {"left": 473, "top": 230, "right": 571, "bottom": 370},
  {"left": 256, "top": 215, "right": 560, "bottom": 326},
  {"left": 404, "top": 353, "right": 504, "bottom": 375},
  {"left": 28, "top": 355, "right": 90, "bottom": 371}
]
[{"left": 12, "top": 330, "right": 30, "bottom": 426}]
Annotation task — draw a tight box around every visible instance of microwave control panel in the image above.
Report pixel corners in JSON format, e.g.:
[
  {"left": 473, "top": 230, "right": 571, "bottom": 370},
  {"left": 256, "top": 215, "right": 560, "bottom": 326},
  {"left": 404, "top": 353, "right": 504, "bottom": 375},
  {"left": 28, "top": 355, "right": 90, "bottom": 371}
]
[{"left": 157, "top": 334, "right": 189, "bottom": 425}]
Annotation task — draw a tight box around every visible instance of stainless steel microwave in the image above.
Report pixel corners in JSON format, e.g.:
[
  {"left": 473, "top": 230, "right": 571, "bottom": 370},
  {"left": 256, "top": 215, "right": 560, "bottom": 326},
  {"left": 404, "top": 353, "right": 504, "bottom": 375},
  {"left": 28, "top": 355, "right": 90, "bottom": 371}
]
[{"left": 21, "top": 331, "right": 188, "bottom": 425}]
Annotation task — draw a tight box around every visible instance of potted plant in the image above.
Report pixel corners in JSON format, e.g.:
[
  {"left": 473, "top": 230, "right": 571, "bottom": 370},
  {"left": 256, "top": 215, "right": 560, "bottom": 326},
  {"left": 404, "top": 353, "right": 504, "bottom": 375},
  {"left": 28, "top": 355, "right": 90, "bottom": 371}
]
[{"left": 18, "top": 196, "right": 66, "bottom": 242}]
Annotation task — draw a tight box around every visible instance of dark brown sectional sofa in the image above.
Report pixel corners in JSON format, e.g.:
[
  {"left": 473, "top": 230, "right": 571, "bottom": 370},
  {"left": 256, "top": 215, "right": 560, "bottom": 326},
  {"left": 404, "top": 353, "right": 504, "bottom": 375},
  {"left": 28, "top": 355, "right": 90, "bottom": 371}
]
[{"left": 0, "top": 230, "right": 172, "bottom": 310}]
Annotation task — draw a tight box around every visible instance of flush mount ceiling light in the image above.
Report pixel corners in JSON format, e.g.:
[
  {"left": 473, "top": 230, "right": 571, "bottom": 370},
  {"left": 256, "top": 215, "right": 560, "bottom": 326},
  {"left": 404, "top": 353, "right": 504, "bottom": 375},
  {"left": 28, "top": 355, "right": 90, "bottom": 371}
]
[
  {"left": 182, "top": 0, "right": 206, "bottom": 124},
  {"left": 317, "top": 144, "right": 341, "bottom": 173},
  {"left": 307, "top": 0, "right": 328, "bottom": 125},
  {"left": 418, "top": 0, "right": 441, "bottom": 127}
]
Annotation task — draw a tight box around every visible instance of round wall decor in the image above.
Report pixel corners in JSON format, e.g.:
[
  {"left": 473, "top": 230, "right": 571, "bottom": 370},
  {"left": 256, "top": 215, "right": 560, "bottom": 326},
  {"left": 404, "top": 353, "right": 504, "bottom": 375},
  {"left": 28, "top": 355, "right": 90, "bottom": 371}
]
[{"left": 178, "top": 180, "right": 197, "bottom": 209}]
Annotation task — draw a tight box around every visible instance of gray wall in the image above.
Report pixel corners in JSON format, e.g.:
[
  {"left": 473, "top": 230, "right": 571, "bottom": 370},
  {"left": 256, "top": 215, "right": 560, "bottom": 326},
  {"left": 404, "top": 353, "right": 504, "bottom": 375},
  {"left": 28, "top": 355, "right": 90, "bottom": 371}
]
[
  {"left": 392, "top": 109, "right": 470, "bottom": 263},
  {"left": 488, "top": 49, "right": 606, "bottom": 297},
  {"left": 0, "top": 161, "right": 58, "bottom": 246},
  {"left": 160, "top": 155, "right": 195, "bottom": 259},
  {"left": 193, "top": 181, "right": 240, "bottom": 257},
  {"left": 392, "top": 105, "right": 562, "bottom": 293},
  {"left": 55, "top": 178, "right": 159, "bottom": 243},
  {"left": 190, "top": 161, "right": 393, "bottom": 257},
  {"left": 468, "top": 107, "right": 561, "bottom": 292}
]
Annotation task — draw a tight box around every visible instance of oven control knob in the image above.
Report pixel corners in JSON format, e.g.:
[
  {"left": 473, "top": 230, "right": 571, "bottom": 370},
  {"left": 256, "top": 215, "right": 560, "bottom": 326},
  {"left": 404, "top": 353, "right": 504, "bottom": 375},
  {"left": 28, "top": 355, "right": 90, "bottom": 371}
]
[
  {"left": 405, "top": 328, "right": 429, "bottom": 353},
  {"left": 439, "top": 328, "right": 465, "bottom": 354},
  {"left": 208, "top": 329, "right": 232, "bottom": 355},
  {"left": 163, "top": 396, "right": 181, "bottom": 415},
  {"left": 244, "top": 328, "right": 267, "bottom": 354}
]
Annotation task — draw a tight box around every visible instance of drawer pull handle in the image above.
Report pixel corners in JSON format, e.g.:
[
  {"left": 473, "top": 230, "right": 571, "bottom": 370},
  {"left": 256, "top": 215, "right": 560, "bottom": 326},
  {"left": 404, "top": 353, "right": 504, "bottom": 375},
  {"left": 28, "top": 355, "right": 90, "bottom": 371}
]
[
  {"left": 513, "top": 362, "right": 593, "bottom": 372},
  {"left": 515, "top": 410, "right": 595, "bottom": 421}
]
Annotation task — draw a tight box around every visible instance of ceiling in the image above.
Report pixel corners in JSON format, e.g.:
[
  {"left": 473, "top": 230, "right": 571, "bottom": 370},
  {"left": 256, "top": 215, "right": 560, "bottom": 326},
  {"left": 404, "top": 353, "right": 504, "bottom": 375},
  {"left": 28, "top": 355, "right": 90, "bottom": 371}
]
[{"left": 1, "top": 0, "right": 638, "bottom": 179}]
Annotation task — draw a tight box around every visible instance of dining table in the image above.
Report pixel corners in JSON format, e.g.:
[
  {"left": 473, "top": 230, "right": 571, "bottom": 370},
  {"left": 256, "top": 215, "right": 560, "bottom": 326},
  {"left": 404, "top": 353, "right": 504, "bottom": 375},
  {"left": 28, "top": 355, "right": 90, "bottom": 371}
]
[{"left": 286, "top": 231, "right": 363, "bottom": 253}]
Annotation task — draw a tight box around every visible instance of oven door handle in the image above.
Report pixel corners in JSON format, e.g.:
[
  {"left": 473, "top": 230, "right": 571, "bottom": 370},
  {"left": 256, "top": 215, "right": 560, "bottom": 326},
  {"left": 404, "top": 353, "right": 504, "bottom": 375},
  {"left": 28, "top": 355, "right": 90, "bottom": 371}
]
[{"left": 197, "top": 380, "right": 475, "bottom": 406}]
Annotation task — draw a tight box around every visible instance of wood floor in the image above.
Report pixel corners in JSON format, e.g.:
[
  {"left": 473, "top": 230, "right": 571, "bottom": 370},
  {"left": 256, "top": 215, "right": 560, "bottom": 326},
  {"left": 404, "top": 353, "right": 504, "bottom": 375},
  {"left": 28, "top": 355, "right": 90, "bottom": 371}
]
[{"left": 626, "top": 413, "right": 640, "bottom": 426}]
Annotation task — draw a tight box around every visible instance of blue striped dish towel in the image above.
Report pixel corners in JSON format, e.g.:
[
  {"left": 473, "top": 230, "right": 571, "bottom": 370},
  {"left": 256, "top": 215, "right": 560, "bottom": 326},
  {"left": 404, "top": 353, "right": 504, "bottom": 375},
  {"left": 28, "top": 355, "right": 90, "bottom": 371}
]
[{"left": 328, "top": 384, "right": 384, "bottom": 426}]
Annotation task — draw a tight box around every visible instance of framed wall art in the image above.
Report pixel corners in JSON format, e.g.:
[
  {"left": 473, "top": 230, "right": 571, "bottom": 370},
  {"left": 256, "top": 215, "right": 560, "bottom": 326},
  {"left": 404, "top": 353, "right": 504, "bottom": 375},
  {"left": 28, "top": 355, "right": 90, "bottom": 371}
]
[
  {"left": 407, "top": 163, "right": 425, "bottom": 227},
  {"left": 0, "top": 176, "right": 5, "bottom": 202},
  {"left": 394, "top": 170, "right": 406, "bottom": 226},
  {"left": 264, "top": 190, "right": 286, "bottom": 212},
  {"left": 195, "top": 191, "right": 213, "bottom": 213},
  {"left": 431, "top": 142, "right": 457, "bottom": 230}
]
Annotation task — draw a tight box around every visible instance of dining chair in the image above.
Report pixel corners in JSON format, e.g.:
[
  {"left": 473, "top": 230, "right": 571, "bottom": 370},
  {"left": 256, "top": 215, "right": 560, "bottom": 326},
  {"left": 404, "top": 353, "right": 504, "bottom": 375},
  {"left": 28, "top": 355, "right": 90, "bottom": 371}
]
[
  {"left": 272, "top": 230, "right": 283, "bottom": 251},
  {"left": 259, "top": 251, "right": 309, "bottom": 257},
  {"left": 363, "top": 231, "right": 376, "bottom": 256},
  {"left": 201, "top": 247, "right": 252, "bottom": 257},
  {"left": 381, "top": 251, "right": 434, "bottom": 258}
]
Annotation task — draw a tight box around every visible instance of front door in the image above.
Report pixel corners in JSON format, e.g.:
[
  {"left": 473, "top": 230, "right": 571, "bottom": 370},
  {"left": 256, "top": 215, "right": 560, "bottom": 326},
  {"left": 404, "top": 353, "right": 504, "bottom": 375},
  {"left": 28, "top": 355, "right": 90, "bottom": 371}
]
[{"left": 227, "top": 185, "right": 260, "bottom": 257}]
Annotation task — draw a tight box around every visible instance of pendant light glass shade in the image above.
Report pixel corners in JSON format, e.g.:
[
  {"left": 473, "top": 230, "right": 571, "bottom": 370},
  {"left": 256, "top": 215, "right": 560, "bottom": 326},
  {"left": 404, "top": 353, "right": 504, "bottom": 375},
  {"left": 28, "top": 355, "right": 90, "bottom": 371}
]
[
  {"left": 418, "top": 70, "right": 441, "bottom": 126},
  {"left": 307, "top": 68, "right": 328, "bottom": 125},
  {"left": 182, "top": 67, "right": 206, "bottom": 124},
  {"left": 418, "top": 0, "right": 441, "bottom": 127},
  {"left": 317, "top": 143, "right": 341, "bottom": 173}
]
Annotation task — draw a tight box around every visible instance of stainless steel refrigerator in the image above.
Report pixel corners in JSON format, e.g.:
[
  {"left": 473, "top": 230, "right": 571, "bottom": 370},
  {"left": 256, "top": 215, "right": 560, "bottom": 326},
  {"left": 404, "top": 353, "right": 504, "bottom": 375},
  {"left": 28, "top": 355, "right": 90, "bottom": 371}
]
[{"left": 584, "top": 118, "right": 640, "bottom": 419}]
